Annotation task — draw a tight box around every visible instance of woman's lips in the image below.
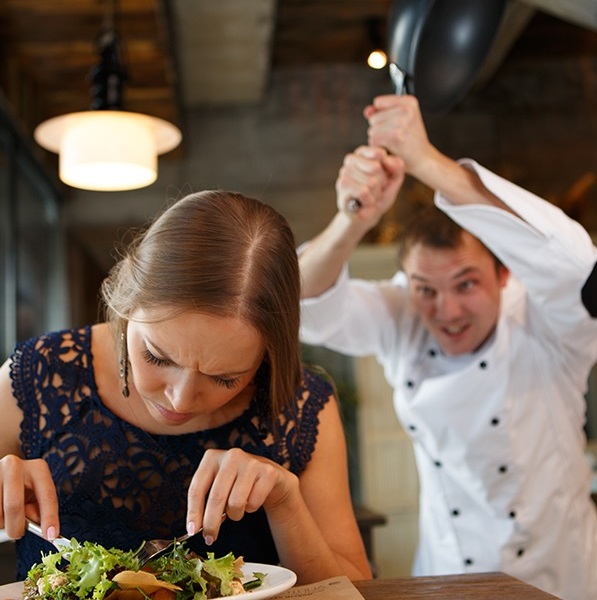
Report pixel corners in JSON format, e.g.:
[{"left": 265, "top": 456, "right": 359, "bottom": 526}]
[{"left": 152, "top": 402, "right": 195, "bottom": 424}]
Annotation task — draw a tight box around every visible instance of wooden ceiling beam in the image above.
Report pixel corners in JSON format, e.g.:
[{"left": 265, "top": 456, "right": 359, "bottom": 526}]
[
  {"left": 473, "top": 2, "right": 537, "bottom": 89},
  {"left": 517, "top": 0, "right": 597, "bottom": 32}
]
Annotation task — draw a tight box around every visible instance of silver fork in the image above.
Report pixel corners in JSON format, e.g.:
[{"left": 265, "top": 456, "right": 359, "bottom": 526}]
[{"left": 26, "top": 519, "right": 72, "bottom": 550}]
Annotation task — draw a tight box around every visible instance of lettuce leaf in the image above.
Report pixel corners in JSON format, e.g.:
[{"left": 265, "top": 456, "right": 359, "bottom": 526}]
[
  {"left": 27, "top": 539, "right": 139, "bottom": 600},
  {"left": 199, "top": 552, "right": 242, "bottom": 597}
]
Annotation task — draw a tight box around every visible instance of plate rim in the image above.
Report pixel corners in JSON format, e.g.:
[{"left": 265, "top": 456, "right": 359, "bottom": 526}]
[{"left": 235, "top": 562, "right": 297, "bottom": 599}]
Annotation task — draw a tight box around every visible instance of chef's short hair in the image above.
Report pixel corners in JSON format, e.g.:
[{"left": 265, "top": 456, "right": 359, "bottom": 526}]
[{"left": 396, "top": 204, "right": 502, "bottom": 270}]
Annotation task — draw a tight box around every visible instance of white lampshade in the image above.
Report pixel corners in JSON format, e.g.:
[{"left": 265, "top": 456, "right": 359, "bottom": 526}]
[{"left": 34, "top": 110, "right": 182, "bottom": 192}]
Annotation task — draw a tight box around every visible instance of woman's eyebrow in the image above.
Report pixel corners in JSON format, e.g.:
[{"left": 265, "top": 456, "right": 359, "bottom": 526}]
[{"left": 146, "top": 338, "right": 254, "bottom": 376}]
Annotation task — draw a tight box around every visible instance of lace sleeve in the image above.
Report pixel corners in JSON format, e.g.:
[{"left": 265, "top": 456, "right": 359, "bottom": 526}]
[
  {"left": 10, "top": 327, "right": 94, "bottom": 459},
  {"left": 10, "top": 335, "right": 45, "bottom": 458},
  {"left": 282, "top": 367, "right": 334, "bottom": 474}
]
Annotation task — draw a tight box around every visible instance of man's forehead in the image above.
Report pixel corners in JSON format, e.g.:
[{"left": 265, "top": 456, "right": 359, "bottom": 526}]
[{"left": 404, "top": 237, "right": 494, "bottom": 278}]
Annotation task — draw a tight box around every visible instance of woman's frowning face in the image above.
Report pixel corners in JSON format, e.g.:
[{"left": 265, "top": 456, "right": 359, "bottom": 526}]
[{"left": 125, "top": 309, "right": 266, "bottom": 434}]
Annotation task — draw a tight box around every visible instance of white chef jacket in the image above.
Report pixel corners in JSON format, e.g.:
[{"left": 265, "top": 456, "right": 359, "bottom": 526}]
[{"left": 300, "top": 160, "right": 597, "bottom": 600}]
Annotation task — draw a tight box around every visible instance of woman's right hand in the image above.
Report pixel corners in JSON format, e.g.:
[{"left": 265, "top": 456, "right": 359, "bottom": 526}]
[
  {"left": 185, "top": 447, "right": 300, "bottom": 546},
  {"left": 0, "top": 454, "right": 60, "bottom": 542}
]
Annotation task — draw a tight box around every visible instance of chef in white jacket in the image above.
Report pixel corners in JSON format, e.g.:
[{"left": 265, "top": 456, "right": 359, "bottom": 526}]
[{"left": 299, "top": 94, "right": 597, "bottom": 600}]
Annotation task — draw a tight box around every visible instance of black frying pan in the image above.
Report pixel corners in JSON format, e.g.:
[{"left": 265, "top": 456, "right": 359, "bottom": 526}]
[{"left": 387, "top": 0, "right": 507, "bottom": 114}]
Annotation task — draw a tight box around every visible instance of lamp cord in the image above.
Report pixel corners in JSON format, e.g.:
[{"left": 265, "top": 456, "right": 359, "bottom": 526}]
[{"left": 88, "top": 0, "right": 127, "bottom": 110}]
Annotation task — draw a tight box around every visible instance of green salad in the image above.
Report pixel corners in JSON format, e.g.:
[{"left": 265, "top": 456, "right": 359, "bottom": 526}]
[{"left": 24, "top": 539, "right": 266, "bottom": 600}]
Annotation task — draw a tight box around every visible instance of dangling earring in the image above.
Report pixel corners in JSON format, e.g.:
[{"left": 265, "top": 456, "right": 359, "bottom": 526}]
[{"left": 119, "top": 330, "right": 130, "bottom": 398}]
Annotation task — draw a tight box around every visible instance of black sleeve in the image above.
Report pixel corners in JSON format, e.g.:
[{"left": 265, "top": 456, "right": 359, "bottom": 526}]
[{"left": 581, "top": 262, "right": 597, "bottom": 318}]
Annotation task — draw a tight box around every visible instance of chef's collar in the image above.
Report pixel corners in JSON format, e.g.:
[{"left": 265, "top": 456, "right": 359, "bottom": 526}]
[{"left": 431, "top": 329, "right": 496, "bottom": 371}]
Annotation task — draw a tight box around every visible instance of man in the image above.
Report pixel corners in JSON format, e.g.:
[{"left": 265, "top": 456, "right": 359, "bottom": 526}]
[{"left": 299, "top": 94, "right": 597, "bottom": 600}]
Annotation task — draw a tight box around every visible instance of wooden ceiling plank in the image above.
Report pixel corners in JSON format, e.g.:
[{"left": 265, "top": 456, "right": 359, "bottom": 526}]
[
  {"left": 473, "top": 2, "right": 537, "bottom": 89},
  {"left": 1, "top": 0, "right": 154, "bottom": 14},
  {"left": 518, "top": 0, "right": 597, "bottom": 32}
]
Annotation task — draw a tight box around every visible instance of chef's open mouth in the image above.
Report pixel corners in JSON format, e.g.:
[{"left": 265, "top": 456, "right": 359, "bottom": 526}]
[{"left": 441, "top": 324, "right": 469, "bottom": 336}]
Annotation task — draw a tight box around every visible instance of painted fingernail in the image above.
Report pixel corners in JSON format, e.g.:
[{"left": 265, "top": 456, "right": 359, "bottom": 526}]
[
  {"left": 47, "top": 526, "right": 57, "bottom": 541},
  {"left": 204, "top": 535, "right": 214, "bottom": 546},
  {"left": 187, "top": 521, "right": 196, "bottom": 536}
]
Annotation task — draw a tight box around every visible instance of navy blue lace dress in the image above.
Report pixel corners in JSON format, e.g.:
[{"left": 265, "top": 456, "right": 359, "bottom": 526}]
[{"left": 9, "top": 326, "right": 332, "bottom": 580}]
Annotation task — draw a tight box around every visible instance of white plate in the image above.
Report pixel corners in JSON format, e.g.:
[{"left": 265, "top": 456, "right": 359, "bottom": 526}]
[
  {"left": 225, "top": 562, "right": 297, "bottom": 599},
  {"left": 0, "top": 582, "right": 22, "bottom": 600},
  {"left": 0, "top": 563, "right": 297, "bottom": 600}
]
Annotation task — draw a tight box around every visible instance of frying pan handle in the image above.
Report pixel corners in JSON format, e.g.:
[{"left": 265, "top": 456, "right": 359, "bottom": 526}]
[{"left": 389, "top": 63, "right": 407, "bottom": 95}]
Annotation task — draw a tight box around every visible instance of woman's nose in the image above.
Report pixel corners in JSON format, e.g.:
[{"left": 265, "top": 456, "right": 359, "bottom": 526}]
[{"left": 165, "top": 372, "right": 199, "bottom": 411}]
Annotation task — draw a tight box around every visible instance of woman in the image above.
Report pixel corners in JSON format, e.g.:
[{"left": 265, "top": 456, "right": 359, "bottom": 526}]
[{"left": 0, "top": 190, "right": 371, "bottom": 584}]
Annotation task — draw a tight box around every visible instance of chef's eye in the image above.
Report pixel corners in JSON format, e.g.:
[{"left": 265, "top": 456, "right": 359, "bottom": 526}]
[
  {"left": 415, "top": 285, "right": 436, "bottom": 299},
  {"left": 457, "top": 279, "right": 476, "bottom": 293},
  {"left": 212, "top": 376, "right": 241, "bottom": 389},
  {"left": 143, "top": 349, "right": 172, "bottom": 367}
]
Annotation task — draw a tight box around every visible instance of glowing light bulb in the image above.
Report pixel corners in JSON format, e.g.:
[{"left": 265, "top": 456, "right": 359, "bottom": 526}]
[{"left": 367, "top": 50, "right": 388, "bottom": 70}]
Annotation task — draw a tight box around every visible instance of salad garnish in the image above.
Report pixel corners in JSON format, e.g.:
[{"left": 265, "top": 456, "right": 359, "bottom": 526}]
[{"left": 24, "top": 539, "right": 266, "bottom": 600}]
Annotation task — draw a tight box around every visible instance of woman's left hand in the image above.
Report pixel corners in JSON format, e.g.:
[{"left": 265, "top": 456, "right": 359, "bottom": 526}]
[{"left": 186, "top": 447, "right": 299, "bottom": 545}]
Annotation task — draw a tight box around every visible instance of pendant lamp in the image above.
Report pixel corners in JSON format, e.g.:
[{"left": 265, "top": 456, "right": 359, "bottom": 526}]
[
  {"left": 34, "top": 3, "right": 181, "bottom": 192},
  {"left": 366, "top": 18, "right": 387, "bottom": 70}
]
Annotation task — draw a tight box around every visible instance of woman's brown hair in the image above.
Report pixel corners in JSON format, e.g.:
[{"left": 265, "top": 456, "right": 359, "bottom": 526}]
[{"left": 101, "top": 190, "right": 302, "bottom": 419}]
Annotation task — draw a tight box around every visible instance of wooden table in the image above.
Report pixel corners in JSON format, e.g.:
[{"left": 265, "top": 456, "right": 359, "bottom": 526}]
[
  {"left": 353, "top": 572, "right": 559, "bottom": 599},
  {"left": 0, "top": 572, "right": 562, "bottom": 600}
]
